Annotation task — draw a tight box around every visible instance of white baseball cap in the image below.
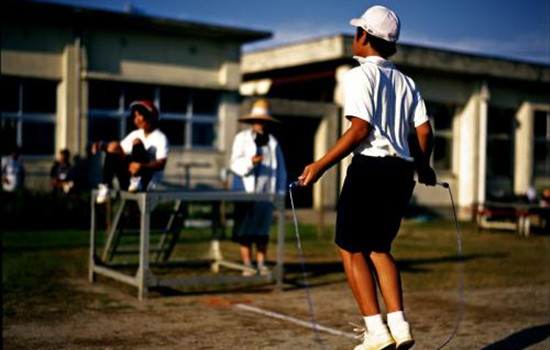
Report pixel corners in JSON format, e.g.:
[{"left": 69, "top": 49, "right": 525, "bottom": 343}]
[{"left": 350, "top": 5, "right": 400, "bottom": 43}]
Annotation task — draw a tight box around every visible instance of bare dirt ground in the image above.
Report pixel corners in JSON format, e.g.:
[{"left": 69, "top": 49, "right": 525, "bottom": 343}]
[{"left": 3, "top": 277, "right": 549, "bottom": 350}]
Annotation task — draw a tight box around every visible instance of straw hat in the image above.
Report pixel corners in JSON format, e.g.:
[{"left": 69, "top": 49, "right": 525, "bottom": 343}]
[{"left": 239, "top": 99, "right": 280, "bottom": 124}]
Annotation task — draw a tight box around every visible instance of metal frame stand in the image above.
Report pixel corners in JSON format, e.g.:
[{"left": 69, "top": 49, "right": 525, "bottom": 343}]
[{"left": 89, "top": 190, "right": 286, "bottom": 300}]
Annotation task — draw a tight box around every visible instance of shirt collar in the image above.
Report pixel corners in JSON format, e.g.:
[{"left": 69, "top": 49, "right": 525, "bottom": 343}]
[{"left": 353, "top": 55, "right": 395, "bottom": 69}]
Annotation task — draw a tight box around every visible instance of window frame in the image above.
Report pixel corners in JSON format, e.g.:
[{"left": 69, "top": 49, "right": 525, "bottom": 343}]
[
  {"left": 87, "top": 81, "right": 220, "bottom": 150},
  {"left": 0, "top": 76, "right": 57, "bottom": 156}
]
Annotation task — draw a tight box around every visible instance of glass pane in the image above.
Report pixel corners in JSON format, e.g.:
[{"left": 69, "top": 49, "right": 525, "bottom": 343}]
[
  {"left": 125, "top": 115, "right": 137, "bottom": 135},
  {"left": 192, "top": 123, "right": 215, "bottom": 147},
  {"left": 23, "top": 79, "right": 57, "bottom": 113},
  {"left": 1, "top": 118, "right": 18, "bottom": 155},
  {"left": 534, "top": 141, "right": 550, "bottom": 176},
  {"left": 89, "top": 80, "right": 122, "bottom": 109},
  {"left": 161, "top": 86, "right": 190, "bottom": 113},
  {"left": 124, "top": 83, "right": 155, "bottom": 109},
  {"left": 487, "top": 107, "right": 514, "bottom": 135},
  {"left": 1, "top": 76, "right": 20, "bottom": 112},
  {"left": 88, "top": 117, "right": 121, "bottom": 143},
  {"left": 487, "top": 139, "right": 512, "bottom": 176},
  {"left": 433, "top": 137, "right": 451, "bottom": 170},
  {"left": 22, "top": 121, "right": 55, "bottom": 155},
  {"left": 427, "top": 102, "right": 453, "bottom": 131},
  {"left": 159, "top": 119, "right": 185, "bottom": 146},
  {"left": 534, "top": 111, "right": 549, "bottom": 138},
  {"left": 193, "top": 89, "right": 219, "bottom": 115}
]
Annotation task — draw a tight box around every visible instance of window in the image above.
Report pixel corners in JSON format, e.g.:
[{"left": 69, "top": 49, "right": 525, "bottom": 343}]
[
  {"left": 0, "top": 76, "right": 57, "bottom": 155},
  {"left": 88, "top": 81, "right": 219, "bottom": 149},
  {"left": 487, "top": 107, "right": 515, "bottom": 177},
  {"left": 426, "top": 102, "right": 455, "bottom": 171},
  {"left": 534, "top": 110, "right": 550, "bottom": 178}
]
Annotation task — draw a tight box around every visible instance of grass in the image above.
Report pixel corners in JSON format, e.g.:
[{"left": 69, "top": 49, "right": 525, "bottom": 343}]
[{"left": 2, "top": 219, "right": 550, "bottom": 323}]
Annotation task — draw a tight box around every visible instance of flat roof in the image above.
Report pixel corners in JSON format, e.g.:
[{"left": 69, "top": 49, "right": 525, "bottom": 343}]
[
  {"left": 2, "top": 0, "right": 272, "bottom": 43},
  {"left": 242, "top": 34, "right": 550, "bottom": 83}
]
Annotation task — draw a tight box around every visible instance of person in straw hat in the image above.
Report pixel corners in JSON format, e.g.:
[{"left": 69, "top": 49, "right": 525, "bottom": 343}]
[{"left": 230, "top": 98, "right": 287, "bottom": 276}]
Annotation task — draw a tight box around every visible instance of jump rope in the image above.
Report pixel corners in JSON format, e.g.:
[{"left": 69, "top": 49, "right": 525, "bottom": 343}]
[{"left": 287, "top": 180, "right": 464, "bottom": 350}]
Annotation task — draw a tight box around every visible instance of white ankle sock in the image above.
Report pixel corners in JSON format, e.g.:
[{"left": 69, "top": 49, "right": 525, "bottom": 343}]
[
  {"left": 387, "top": 311, "right": 407, "bottom": 329},
  {"left": 364, "top": 314, "right": 386, "bottom": 333}
]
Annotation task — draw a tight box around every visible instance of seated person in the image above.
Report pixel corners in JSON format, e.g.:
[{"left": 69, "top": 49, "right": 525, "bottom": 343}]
[
  {"left": 1, "top": 145, "right": 25, "bottom": 192},
  {"left": 91, "top": 100, "right": 169, "bottom": 203},
  {"left": 50, "top": 148, "right": 75, "bottom": 195}
]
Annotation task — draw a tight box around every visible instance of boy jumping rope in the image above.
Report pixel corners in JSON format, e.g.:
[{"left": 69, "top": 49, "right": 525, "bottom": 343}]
[{"left": 298, "top": 5, "right": 436, "bottom": 350}]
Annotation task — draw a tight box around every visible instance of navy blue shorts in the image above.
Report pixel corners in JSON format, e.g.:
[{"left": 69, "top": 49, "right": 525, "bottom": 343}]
[{"left": 335, "top": 155, "right": 415, "bottom": 253}]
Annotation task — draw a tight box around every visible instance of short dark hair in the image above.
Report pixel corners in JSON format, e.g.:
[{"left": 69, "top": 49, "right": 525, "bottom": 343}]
[
  {"left": 132, "top": 105, "right": 159, "bottom": 129},
  {"left": 356, "top": 27, "right": 397, "bottom": 58},
  {"left": 60, "top": 148, "right": 70, "bottom": 158}
]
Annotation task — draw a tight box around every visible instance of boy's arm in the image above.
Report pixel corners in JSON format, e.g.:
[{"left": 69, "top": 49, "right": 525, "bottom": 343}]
[
  {"left": 299, "top": 117, "right": 370, "bottom": 186},
  {"left": 413, "top": 121, "right": 436, "bottom": 186},
  {"left": 128, "top": 158, "right": 166, "bottom": 175}
]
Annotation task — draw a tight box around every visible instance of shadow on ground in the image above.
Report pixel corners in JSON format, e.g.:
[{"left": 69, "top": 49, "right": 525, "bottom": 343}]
[{"left": 480, "top": 324, "right": 550, "bottom": 350}]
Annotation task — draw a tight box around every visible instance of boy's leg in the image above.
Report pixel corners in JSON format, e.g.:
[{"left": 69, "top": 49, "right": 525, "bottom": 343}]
[
  {"left": 369, "top": 251, "right": 403, "bottom": 313},
  {"left": 239, "top": 242, "right": 253, "bottom": 267},
  {"left": 102, "top": 142, "right": 125, "bottom": 186},
  {"left": 370, "top": 251, "right": 414, "bottom": 349},
  {"left": 338, "top": 247, "right": 380, "bottom": 316},
  {"left": 128, "top": 140, "right": 153, "bottom": 188},
  {"left": 256, "top": 239, "right": 270, "bottom": 274}
]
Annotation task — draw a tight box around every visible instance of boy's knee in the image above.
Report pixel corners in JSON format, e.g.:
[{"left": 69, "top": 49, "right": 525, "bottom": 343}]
[
  {"left": 369, "top": 251, "right": 392, "bottom": 260},
  {"left": 132, "top": 139, "right": 143, "bottom": 146},
  {"left": 106, "top": 141, "right": 121, "bottom": 153}
]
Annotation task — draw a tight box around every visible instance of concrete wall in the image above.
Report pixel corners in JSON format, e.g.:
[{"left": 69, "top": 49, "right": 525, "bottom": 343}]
[
  {"left": 1, "top": 14, "right": 246, "bottom": 191},
  {"left": 241, "top": 34, "right": 550, "bottom": 214}
]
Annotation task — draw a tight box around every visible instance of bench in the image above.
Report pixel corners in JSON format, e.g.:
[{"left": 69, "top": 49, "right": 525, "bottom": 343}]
[{"left": 476, "top": 201, "right": 550, "bottom": 236}]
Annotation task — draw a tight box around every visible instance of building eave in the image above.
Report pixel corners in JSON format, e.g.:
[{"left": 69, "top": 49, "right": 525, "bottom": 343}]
[
  {"left": 242, "top": 34, "right": 550, "bottom": 83},
  {"left": 2, "top": 0, "right": 272, "bottom": 43}
]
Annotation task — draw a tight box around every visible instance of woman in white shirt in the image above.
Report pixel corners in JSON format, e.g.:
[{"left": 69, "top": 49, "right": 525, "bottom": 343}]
[{"left": 230, "top": 99, "right": 287, "bottom": 276}]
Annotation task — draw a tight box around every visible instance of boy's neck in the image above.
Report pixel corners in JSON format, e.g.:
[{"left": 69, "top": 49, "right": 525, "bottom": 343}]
[
  {"left": 355, "top": 45, "right": 387, "bottom": 60},
  {"left": 365, "top": 46, "right": 386, "bottom": 59}
]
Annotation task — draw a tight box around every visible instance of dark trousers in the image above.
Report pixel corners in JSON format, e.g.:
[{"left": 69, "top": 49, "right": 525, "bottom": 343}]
[{"left": 102, "top": 143, "right": 153, "bottom": 190}]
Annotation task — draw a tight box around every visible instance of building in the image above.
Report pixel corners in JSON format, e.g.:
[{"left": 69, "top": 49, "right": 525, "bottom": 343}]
[
  {"left": 241, "top": 34, "right": 550, "bottom": 216},
  {"left": 1, "top": 0, "right": 270, "bottom": 190},
  {"left": 3, "top": 1, "right": 550, "bottom": 219}
]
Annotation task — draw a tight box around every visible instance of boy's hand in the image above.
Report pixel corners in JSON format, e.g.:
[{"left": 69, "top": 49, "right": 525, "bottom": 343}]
[
  {"left": 128, "top": 162, "right": 142, "bottom": 175},
  {"left": 91, "top": 141, "right": 102, "bottom": 154},
  {"left": 298, "top": 161, "right": 325, "bottom": 187},
  {"left": 417, "top": 165, "right": 436, "bottom": 186},
  {"left": 252, "top": 155, "right": 263, "bottom": 165}
]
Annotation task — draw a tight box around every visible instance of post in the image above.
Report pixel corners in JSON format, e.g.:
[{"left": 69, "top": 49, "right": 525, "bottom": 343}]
[
  {"left": 89, "top": 190, "right": 97, "bottom": 283},
  {"left": 137, "top": 193, "right": 151, "bottom": 300},
  {"left": 275, "top": 194, "right": 285, "bottom": 290}
]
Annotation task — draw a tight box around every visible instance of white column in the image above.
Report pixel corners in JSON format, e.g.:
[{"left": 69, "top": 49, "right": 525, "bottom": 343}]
[
  {"left": 457, "top": 95, "right": 480, "bottom": 211},
  {"left": 477, "top": 81, "right": 490, "bottom": 205},
  {"left": 334, "top": 65, "right": 352, "bottom": 189},
  {"left": 514, "top": 102, "right": 534, "bottom": 195}
]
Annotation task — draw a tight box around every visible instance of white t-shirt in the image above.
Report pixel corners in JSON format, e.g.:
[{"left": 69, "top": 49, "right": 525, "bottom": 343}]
[
  {"left": 120, "top": 128, "right": 169, "bottom": 188},
  {"left": 1, "top": 155, "right": 24, "bottom": 192},
  {"left": 343, "top": 55, "right": 429, "bottom": 161}
]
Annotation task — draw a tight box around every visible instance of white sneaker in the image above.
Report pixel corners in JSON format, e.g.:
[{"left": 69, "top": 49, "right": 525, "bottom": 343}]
[
  {"left": 352, "top": 323, "right": 396, "bottom": 350},
  {"left": 128, "top": 176, "right": 142, "bottom": 192},
  {"left": 257, "top": 264, "right": 271, "bottom": 276},
  {"left": 389, "top": 322, "right": 414, "bottom": 350},
  {"left": 242, "top": 263, "right": 255, "bottom": 277},
  {"left": 96, "top": 183, "right": 110, "bottom": 204},
  {"left": 208, "top": 240, "right": 223, "bottom": 261}
]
